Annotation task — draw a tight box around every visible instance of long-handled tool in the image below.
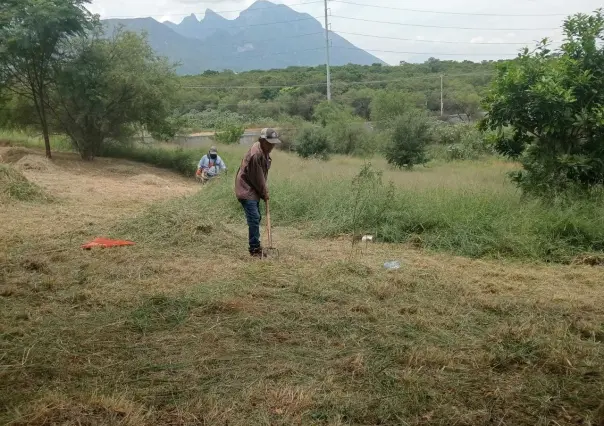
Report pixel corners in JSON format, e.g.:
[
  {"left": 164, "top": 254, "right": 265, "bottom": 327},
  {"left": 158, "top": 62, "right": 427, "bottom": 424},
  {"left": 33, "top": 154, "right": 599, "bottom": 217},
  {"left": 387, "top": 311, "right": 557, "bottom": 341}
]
[{"left": 263, "top": 200, "right": 279, "bottom": 259}]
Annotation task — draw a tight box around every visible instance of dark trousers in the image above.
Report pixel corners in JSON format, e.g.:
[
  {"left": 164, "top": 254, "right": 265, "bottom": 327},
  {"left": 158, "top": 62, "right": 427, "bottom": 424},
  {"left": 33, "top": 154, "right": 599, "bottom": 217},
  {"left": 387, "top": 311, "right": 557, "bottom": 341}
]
[{"left": 239, "top": 199, "right": 262, "bottom": 252}]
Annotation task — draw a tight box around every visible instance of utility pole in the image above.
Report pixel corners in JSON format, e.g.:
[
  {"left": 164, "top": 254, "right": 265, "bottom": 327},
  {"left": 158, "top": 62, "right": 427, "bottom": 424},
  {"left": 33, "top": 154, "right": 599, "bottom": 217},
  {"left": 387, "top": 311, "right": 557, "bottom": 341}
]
[
  {"left": 324, "top": 0, "right": 332, "bottom": 102},
  {"left": 440, "top": 74, "right": 444, "bottom": 116}
]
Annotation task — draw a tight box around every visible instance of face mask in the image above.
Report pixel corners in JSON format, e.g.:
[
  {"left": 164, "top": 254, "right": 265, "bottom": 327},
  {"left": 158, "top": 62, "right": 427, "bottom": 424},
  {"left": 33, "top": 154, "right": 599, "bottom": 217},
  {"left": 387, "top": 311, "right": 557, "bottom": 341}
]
[{"left": 210, "top": 154, "right": 217, "bottom": 160}]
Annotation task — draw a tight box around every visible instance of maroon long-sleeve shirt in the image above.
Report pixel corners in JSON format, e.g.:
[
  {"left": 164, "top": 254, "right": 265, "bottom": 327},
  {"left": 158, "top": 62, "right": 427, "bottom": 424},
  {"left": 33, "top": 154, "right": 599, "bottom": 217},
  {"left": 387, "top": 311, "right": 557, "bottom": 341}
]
[{"left": 235, "top": 142, "right": 271, "bottom": 201}]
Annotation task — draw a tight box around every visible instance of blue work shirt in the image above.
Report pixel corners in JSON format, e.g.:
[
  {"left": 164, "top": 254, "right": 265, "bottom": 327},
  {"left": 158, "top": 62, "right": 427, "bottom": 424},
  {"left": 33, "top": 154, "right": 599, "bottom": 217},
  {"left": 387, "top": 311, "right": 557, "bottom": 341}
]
[{"left": 198, "top": 155, "right": 227, "bottom": 177}]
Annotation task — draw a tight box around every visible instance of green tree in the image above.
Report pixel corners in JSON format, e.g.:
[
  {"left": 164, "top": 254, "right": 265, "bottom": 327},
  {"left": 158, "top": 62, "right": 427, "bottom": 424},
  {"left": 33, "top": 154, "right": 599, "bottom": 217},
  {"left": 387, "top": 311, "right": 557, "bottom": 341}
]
[
  {"left": 0, "top": 0, "right": 92, "bottom": 158},
  {"left": 482, "top": 10, "right": 604, "bottom": 195},
  {"left": 0, "top": 92, "right": 38, "bottom": 129},
  {"left": 312, "top": 101, "right": 352, "bottom": 127},
  {"left": 340, "top": 88, "right": 374, "bottom": 120},
  {"left": 295, "top": 125, "right": 331, "bottom": 160},
  {"left": 311, "top": 101, "right": 376, "bottom": 156},
  {"left": 384, "top": 112, "right": 431, "bottom": 169},
  {"left": 278, "top": 91, "right": 323, "bottom": 120},
  {"left": 371, "top": 91, "right": 425, "bottom": 129},
  {"left": 214, "top": 125, "right": 245, "bottom": 145},
  {"left": 50, "top": 30, "right": 178, "bottom": 159}
]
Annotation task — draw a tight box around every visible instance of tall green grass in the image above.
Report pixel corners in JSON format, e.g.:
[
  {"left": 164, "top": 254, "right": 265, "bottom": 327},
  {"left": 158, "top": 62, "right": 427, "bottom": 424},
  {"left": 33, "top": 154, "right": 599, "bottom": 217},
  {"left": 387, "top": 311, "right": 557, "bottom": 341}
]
[
  {"left": 0, "top": 128, "right": 245, "bottom": 176},
  {"left": 98, "top": 141, "right": 245, "bottom": 176},
  {"left": 121, "top": 154, "right": 604, "bottom": 263},
  {"left": 99, "top": 142, "right": 203, "bottom": 176},
  {"left": 0, "top": 129, "right": 72, "bottom": 151},
  {"left": 3, "top": 127, "right": 602, "bottom": 263}
]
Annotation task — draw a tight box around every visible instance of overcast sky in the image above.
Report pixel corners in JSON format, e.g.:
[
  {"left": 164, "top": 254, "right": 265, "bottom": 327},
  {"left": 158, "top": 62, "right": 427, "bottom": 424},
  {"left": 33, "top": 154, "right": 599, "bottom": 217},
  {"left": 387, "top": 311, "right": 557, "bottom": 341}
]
[{"left": 88, "top": 0, "right": 602, "bottom": 64}]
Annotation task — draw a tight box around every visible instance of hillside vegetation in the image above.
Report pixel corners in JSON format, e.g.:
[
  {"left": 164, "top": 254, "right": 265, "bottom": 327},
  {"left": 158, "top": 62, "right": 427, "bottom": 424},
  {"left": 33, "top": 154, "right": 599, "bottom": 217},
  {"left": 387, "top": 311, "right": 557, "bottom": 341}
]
[{"left": 174, "top": 60, "right": 494, "bottom": 129}]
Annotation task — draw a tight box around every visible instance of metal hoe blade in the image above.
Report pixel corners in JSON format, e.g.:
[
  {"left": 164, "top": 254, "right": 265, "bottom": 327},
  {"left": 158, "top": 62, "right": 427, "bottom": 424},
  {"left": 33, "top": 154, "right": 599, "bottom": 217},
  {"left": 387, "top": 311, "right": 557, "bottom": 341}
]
[{"left": 263, "top": 246, "right": 279, "bottom": 259}]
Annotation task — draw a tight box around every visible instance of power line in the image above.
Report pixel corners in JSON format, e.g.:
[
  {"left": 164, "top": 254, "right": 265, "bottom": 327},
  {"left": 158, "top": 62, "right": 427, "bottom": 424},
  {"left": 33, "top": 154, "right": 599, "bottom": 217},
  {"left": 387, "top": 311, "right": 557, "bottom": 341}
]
[
  {"left": 197, "top": 31, "right": 324, "bottom": 51},
  {"left": 184, "top": 15, "right": 323, "bottom": 32},
  {"left": 202, "top": 41, "right": 520, "bottom": 64},
  {"left": 332, "top": 73, "right": 496, "bottom": 85},
  {"left": 214, "top": 47, "right": 326, "bottom": 62},
  {"left": 100, "top": 0, "right": 323, "bottom": 20},
  {"left": 330, "top": 15, "right": 559, "bottom": 31},
  {"left": 180, "top": 72, "right": 496, "bottom": 90},
  {"left": 324, "top": 0, "right": 332, "bottom": 102},
  {"left": 333, "top": 46, "right": 519, "bottom": 57},
  {"left": 336, "top": 31, "right": 560, "bottom": 46},
  {"left": 181, "top": 81, "right": 325, "bottom": 90},
  {"left": 106, "top": 15, "right": 323, "bottom": 32},
  {"left": 330, "top": 0, "right": 572, "bottom": 17}
]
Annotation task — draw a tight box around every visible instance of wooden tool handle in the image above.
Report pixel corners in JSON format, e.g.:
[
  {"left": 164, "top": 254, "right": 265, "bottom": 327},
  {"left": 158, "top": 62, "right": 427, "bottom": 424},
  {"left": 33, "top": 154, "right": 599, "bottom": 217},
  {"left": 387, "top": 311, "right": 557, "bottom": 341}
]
[{"left": 266, "top": 200, "right": 273, "bottom": 247}]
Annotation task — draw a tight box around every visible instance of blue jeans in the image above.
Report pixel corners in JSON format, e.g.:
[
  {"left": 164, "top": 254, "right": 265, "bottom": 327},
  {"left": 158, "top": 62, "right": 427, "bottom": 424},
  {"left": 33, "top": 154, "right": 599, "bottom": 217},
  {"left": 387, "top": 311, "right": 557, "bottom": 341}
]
[{"left": 239, "top": 199, "right": 262, "bottom": 252}]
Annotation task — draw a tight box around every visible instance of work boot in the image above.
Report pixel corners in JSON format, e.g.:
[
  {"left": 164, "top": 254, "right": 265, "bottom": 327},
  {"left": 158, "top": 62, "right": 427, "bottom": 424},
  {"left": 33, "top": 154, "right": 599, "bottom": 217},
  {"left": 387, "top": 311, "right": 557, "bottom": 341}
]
[{"left": 250, "top": 247, "right": 265, "bottom": 258}]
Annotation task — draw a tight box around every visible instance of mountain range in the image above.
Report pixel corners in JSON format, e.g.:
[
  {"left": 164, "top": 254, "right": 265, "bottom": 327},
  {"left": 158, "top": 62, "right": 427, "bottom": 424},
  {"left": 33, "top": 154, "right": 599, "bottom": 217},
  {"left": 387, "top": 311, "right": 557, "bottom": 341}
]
[{"left": 102, "top": 0, "right": 384, "bottom": 75}]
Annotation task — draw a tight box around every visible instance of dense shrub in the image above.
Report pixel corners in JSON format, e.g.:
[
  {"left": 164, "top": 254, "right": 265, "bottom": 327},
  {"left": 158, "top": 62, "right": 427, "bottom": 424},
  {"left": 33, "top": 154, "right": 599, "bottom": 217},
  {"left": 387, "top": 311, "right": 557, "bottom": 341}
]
[
  {"left": 493, "top": 132, "right": 531, "bottom": 159},
  {"left": 214, "top": 125, "right": 245, "bottom": 145},
  {"left": 327, "top": 121, "right": 376, "bottom": 156},
  {"left": 432, "top": 122, "right": 494, "bottom": 161},
  {"left": 295, "top": 125, "right": 331, "bottom": 160},
  {"left": 432, "top": 122, "right": 469, "bottom": 146},
  {"left": 311, "top": 101, "right": 377, "bottom": 157},
  {"left": 371, "top": 91, "right": 426, "bottom": 129},
  {"left": 180, "top": 109, "right": 245, "bottom": 131},
  {"left": 384, "top": 112, "right": 431, "bottom": 169}
]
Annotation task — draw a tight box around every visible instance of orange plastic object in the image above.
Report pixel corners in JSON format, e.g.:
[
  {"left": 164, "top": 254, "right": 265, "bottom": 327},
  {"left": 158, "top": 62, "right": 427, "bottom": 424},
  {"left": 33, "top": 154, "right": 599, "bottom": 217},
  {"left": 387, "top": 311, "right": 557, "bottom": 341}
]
[{"left": 82, "top": 237, "right": 135, "bottom": 250}]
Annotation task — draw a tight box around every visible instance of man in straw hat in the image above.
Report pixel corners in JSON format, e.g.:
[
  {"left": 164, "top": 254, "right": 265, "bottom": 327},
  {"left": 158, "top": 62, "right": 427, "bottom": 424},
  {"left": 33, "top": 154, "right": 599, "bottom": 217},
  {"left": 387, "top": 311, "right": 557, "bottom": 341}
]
[{"left": 235, "top": 128, "right": 281, "bottom": 257}]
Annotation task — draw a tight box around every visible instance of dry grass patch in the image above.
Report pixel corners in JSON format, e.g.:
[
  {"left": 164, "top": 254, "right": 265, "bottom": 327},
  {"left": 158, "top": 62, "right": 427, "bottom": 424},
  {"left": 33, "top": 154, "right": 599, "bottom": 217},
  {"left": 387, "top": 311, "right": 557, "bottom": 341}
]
[
  {"left": 13, "top": 155, "right": 55, "bottom": 172},
  {"left": 0, "top": 147, "right": 30, "bottom": 164},
  {"left": 9, "top": 393, "right": 149, "bottom": 426},
  {"left": 128, "top": 173, "right": 169, "bottom": 186}
]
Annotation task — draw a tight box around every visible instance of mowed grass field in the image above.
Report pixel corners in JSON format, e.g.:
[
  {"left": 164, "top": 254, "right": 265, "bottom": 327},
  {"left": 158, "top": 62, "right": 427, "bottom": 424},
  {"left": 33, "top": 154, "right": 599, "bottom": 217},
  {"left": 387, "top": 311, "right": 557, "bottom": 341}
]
[{"left": 1, "top": 142, "right": 604, "bottom": 425}]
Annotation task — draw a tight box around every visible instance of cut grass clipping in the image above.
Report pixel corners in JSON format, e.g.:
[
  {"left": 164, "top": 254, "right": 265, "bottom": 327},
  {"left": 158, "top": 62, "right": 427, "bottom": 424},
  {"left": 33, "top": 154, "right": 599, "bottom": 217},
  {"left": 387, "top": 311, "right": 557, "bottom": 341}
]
[{"left": 0, "top": 164, "right": 49, "bottom": 202}]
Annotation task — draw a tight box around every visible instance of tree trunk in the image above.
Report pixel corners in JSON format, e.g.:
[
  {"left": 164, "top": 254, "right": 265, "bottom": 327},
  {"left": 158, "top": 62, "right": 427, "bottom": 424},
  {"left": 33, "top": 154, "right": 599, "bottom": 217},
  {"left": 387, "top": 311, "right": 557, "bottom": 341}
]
[
  {"left": 32, "top": 85, "right": 52, "bottom": 159},
  {"left": 42, "top": 118, "right": 51, "bottom": 159}
]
